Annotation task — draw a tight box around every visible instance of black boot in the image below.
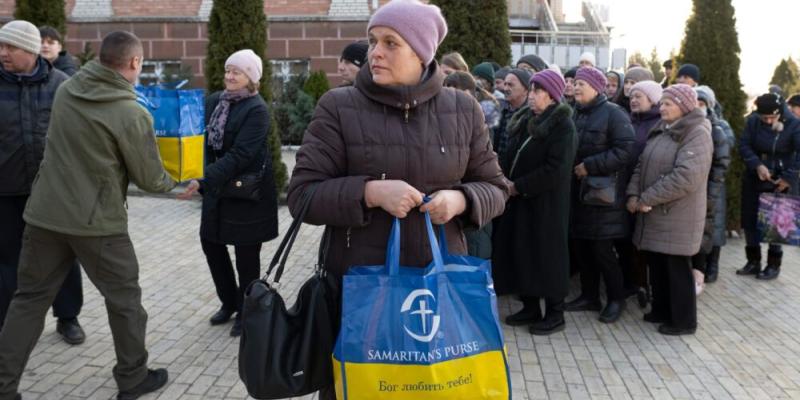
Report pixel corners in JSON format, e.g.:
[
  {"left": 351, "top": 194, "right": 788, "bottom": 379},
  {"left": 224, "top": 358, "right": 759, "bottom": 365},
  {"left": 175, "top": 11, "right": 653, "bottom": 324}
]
[
  {"left": 736, "top": 246, "right": 761, "bottom": 275},
  {"left": 505, "top": 297, "right": 542, "bottom": 326},
  {"left": 530, "top": 299, "right": 565, "bottom": 335},
  {"left": 117, "top": 369, "right": 168, "bottom": 400},
  {"left": 705, "top": 246, "right": 720, "bottom": 283},
  {"left": 757, "top": 250, "right": 782, "bottom": 280},
  {"left": 230, "top": 315, "right": 243, "bottom": 337},
  {"left": 598, "top": 300, "right": 626, "bottom": 323},
  {"left": 56, "top": 318, "right": 86, "bottom": 345}
]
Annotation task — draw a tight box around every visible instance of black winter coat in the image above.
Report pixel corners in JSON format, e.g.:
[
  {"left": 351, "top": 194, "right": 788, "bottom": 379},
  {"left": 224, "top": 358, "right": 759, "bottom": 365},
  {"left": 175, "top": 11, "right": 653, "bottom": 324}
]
[
  {"left": 700, "top": 113, "right": 731, "bottom": 252},
  {"left": 0, "top": 57, "right": 68, "bottom": 196},
  {"left": 713, "top": 118, "right": 736, "bottom": 246},
  {"left": 52, "top": 51, "right": 79, "bottom": 76},
  {"left": 493, "top": 103, "right": 578, "bottom": 298},
  {"left": 570, "top": 95, "right": 635, "bottom": 240},
  {"left": 740, "top": 113, "right": 800, "bottom": 231},
  {"left": 199, "top": 92, "right": 278, "bottom": 245}
]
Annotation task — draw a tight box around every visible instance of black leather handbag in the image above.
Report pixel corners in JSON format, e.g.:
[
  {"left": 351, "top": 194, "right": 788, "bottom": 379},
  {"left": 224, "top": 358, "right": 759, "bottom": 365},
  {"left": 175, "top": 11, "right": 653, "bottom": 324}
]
[
  {"left": 580, "top": 175, "right": 617, "bottom": 206},
  {"left": 238, "top": 185, "right": 340, "bottom": 399}
]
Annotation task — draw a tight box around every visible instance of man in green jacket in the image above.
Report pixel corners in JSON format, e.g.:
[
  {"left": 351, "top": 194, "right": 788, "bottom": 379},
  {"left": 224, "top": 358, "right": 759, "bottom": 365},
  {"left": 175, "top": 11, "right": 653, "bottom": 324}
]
[{"left": 0, "top": 31, "right": 176, "bottom": 400}]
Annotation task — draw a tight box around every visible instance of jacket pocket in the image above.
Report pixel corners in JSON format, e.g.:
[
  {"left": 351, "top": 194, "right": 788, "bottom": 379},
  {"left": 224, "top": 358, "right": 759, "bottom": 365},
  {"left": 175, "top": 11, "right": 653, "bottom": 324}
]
[{"left": 88, "top": 182, "right": 107, "bottom": 225}]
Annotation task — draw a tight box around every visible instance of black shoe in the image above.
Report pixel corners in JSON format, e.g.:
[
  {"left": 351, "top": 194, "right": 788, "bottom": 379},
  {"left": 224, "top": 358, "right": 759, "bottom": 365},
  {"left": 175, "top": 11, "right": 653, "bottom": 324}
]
[
  {"left": 529, "top": 315, "right": 565, "bottom": 335},
  {"left": 704, "top": 264, "right": 718, "bottom": 283},
  {"left": 642, "top": 312, "right": 668, "bottom": 324},
  {"left": 209, "top": 308, "right": 235, "bottom": 325},
  {"left": 57, "top": 318, "right": 86, "bottom": 345},
  {"left": 598, "top": 300, "right": 626, "bottom": 323},
  {"left": 117, "top": 368, "right": 168, "bottom": 400},
  {"left": 658, "top": 324, "right": 696, "bottom": 336},
  {"left": 563, "top": 296, "right": 602, "bottom": 312},
  {"left": 504, "top": 307, "right": 542, "bottom": 326},
  {"left": 736, "top": 246, "right": 761, "bottom": 275},
  {"left": 756, "top": 264, "right": 780, "bottom": 280},
  {"left": 230, "top": 316, "right": 242, "bottom": 337},
  {"left": 14, "top": 394, "right": 20, "bottom": 400}
]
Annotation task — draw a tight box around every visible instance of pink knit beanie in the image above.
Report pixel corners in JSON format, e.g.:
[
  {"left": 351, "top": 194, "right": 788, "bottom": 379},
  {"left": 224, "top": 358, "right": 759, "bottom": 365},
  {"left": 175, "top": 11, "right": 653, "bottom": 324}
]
[
  {"left": 630, "top": 81, "right": 663, "bottom": 105},
  {"left": 367, "top": 0, "right": 448, "bottom": 65},
  {"left": 662, "top": 84, "right": 698, "bottom": 114},
  {"left": 575, "top": 67, "right": 607, "bottom": 95},
  {"left": 225, "top": 49, "right": 262, "bottom": 84}
]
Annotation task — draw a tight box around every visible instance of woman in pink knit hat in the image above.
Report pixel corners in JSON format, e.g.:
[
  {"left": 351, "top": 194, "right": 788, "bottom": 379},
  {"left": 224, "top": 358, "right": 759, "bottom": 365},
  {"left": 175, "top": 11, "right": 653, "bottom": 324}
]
[
  {"left": 178, "top": 49, "right": 279, "bottom": 337},
  {"left": 287, "top": 1, "right": 510, "bottom": 396},
  {"left": 626, "top": 83, "right": 713, "bottom": 335}
]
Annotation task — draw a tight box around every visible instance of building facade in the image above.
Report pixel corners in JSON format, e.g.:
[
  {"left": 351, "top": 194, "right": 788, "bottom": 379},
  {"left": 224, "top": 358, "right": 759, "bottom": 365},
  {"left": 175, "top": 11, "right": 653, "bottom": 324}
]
[{"left": 0, "top": 0, "right": 611, "bottom": 88}]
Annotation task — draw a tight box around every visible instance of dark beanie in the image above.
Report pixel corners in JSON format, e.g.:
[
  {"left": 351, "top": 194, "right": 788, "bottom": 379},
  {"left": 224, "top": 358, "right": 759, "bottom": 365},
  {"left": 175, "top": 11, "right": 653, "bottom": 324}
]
[
  {"left": 662, "top": 59, "right": 673, "bottom": 69},
  {"left": 755, "top": 93, "right": 782, "bottom": 115},
  {"left": 489, "top": 61, "right": 501, "bottom": 72},
  {"left": 507, "top": 68, "right": 532, "bottom": 90},
  {"left": 677, "top": 63, "right": 700, "bottom": 83},
  {"left": 340, "top": 41, "right": 368, "bottom": 67},
  {"left": 531, "top": 70, "right": 566, "bottom": 101},
  {"left": 788, "top": 94, "right": 800, "bottom": 107},
  {"left": 517, "top": 54, "right": 548, "bottom": 72},
  {"left": 471, "top": 62, "right": 495, "bottom": 84},
  {"left": 564, "top": 66, "right": 578, "bottom": 79},
  {"left": 495, "top": 67, "right": 511, "bottom": 80}
]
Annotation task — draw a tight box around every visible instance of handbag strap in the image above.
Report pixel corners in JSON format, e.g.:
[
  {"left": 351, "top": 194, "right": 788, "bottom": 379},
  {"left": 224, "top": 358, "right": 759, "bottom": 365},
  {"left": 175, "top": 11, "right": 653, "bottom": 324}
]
[{"left": 264, "top": 183, "right": 319, "bottom": 283}]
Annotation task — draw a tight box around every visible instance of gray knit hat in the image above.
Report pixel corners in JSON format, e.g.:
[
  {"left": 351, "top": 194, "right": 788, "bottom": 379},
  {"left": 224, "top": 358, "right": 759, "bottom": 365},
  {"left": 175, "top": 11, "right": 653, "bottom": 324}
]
[{"left": 0, "top": 20, "right": 41, "bottom": 55}]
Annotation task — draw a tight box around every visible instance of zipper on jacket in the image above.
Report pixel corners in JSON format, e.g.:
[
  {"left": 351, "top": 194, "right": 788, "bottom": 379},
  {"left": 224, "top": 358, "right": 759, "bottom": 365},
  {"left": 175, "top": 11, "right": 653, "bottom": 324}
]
[
  {"left": 403, "top": 103, "right": 410, "bottom": 123},
  {"left": 771, "top": 131, "right": 780, "bottom": 171},
  {"left": 346, "top": 228, "right": 351, "bottom": 248}
]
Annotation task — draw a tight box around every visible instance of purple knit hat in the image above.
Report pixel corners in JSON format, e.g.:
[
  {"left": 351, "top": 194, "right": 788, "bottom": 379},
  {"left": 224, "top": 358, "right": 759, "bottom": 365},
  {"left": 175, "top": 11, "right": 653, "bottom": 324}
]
[
  {"left": 531, "top": 69, "right": 566, "bottom": 101},
  {"left": 367, "top": 0, "right": 448, "bottom": 65},
  {"left": 662, "top": 84, "right": 698, "bottom": 114},
  {"left": 575, "top": 67, "right": 607, "bottom": 95}
]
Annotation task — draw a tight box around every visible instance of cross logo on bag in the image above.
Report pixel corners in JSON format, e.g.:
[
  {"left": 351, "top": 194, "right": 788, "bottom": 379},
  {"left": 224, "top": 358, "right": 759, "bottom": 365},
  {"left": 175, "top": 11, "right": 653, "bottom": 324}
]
[{"left": 400, "top": 289, "right": 441, "bottom": 342}]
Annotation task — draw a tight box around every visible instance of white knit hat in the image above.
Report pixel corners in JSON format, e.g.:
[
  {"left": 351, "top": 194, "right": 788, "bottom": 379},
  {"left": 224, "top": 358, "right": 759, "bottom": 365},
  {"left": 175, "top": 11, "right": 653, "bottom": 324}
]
[
  {"left": 225, "top": 49, "right": 262, "bottom": 84},
  {"left": 579, "top": 51, "right": 596, "bottom": 67},
  {"left": 0, "top": 20, "right": 42, "bottom": 55}
]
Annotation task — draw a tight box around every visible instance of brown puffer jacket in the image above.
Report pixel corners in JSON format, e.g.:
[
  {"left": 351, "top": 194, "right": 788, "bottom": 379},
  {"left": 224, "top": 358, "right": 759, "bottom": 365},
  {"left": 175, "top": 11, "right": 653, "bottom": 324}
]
[
  {"left": 288, "top": 62, "right": 509, "bottom": 276},
  {"left": 626, "top": 108, "right": 713, "bottom": 256}
]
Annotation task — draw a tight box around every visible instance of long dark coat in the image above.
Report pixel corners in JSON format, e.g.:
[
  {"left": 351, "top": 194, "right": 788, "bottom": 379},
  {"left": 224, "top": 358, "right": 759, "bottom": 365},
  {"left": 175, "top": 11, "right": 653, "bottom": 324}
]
[
  {"left": 739, "top": 113, "right": 800, "bottom": 231},
  {"left": 570, "top": 95, "right": 635, "bottom": 240},
  {"left": 492, "top": 103, "right": 578, "bottom": 298},
  {"left": 199, "top": 92, "right": 279, "bottom": 245}
]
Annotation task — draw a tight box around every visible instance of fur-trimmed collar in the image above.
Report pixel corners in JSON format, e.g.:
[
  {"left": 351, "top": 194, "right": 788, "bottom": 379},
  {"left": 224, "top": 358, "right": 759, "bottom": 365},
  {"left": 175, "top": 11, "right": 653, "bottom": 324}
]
[{"left": 509, "top": 102, "right": 573, "bottom": 140}]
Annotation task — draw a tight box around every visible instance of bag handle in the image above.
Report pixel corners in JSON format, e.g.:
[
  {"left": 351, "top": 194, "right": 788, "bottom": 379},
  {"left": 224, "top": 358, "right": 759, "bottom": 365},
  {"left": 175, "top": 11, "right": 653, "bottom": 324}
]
[
  {"left": 263, "top": 183, "right": 319, "bottom": 284},
  {"left": 385, "top": 209, "right": 445, "bottom": 275}
]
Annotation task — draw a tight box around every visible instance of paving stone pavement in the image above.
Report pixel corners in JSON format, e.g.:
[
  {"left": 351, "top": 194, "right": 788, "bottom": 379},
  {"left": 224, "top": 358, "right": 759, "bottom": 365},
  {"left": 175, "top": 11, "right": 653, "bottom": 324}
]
[{"left": 14, "top": 195, "right": 800, "bottom": 400}]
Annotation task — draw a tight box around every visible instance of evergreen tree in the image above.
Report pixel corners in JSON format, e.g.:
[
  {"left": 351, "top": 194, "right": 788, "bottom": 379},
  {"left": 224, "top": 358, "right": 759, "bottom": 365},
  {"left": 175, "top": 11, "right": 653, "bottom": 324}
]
[
  {"left": 15, "top": 0, "right": 66, "bottom": 36},
  {"left": 303, "top": 70, "right": 331, "bottom": 104},
  {"left": 647, "top": 48, "right": 665, "bottom": 83},
  {"left": 205, "top": 0, "right": 287, "bottom": 191},
  {"left": 628, "top": 51, "right": 647, "bottom": 69},
  {"left": 769, "top": 58, "right": 800, "bottom": 95},
  {"left": 430, "top": 0, "right": 511, "bottom": 67},
  {"left": 679, "top": 0, "right": 747, "bottom": 230}
]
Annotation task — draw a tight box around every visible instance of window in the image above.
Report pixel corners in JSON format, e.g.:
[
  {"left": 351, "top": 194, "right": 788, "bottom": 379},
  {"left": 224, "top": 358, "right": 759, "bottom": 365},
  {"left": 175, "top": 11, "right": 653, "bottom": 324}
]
[
  {"left": 270, "top": 59, "right": 310, "bottom": 94},
  {"left": 137, "top": 60, "right": 190, "bottom": 87}
]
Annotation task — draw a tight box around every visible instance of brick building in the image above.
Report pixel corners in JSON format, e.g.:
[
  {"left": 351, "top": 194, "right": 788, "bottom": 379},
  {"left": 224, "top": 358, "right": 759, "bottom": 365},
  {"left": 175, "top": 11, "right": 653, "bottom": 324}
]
[
  {"left": 0, "top": 0, "right": 611, "bottom": 88},
  {"left": 0, "top": 0, "right": 393, "bottom": 88}
]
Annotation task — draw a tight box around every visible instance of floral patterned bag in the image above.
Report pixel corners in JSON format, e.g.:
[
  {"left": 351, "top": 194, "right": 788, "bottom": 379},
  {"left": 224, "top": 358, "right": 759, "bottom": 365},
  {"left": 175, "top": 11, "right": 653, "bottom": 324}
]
[{"left": 757, "top": 193, "right": 800, "bottom": 246}]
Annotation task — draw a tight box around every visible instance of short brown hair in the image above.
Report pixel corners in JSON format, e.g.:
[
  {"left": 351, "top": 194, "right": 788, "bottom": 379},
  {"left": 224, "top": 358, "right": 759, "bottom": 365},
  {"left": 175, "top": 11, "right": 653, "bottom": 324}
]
[
  {"left": 99, "top": 31, "right": 143, "bottom": 69},
  {"left": 444, "top": 71, "right": 476, "bottom": 93},
  {"left": 440, "top": 52, "right": 469, "bottom": 73},
  {"left": 39, "top": 26, "right": 62, "bottom": 43}
]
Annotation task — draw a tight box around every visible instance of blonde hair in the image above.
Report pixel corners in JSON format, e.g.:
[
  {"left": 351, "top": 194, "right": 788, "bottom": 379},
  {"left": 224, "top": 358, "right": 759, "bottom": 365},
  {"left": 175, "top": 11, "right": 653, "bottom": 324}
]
[
  {"left": 247, "top": 80, "right": 260, "bottom": 93},
  {"left": 440, "top": 52, "right": 469, "bottom": 72}
]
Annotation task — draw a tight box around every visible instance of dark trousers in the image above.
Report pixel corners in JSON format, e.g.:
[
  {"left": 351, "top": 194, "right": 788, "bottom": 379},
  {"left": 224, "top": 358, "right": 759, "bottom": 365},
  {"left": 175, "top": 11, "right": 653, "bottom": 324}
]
[
  {"left": 0, "top": 196, "right": 82, "bottom": 327},
  {"left": 574, "top": 239, "right": 624, "bottom": 301},
  {"left": 201, "top": 239, "right": 262, "bottom": 314},
  {"left": 645, "top": 252, "right": 696, "bottom": 329},
  {"left": 691, "top": 249, "right": 708, "bottom": 274},
  {"left": 0, "top": 226, "right": 149, "bottom": 396},
  {"left": 744, "top": 229, "right": 782, "bottom": 254},
  {"left": 614, "top": 238, "right": 647, "bottom": 292}
]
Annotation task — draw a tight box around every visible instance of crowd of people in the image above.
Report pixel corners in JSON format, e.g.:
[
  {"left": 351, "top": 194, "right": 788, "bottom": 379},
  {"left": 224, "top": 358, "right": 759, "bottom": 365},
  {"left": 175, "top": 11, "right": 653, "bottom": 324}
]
[{"left": 1, "top": 0, "right": 800, "bottom": 398}]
